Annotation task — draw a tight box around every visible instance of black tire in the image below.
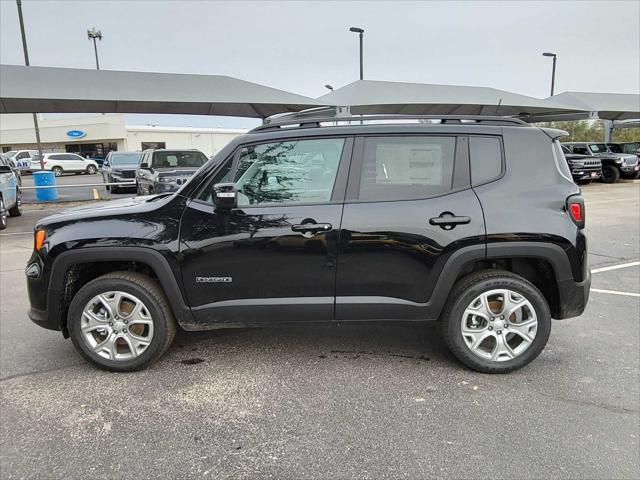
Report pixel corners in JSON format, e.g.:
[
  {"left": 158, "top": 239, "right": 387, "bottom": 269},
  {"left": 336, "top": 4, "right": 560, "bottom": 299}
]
[
  {"left": 0, "top": 197, "right": 7, "bottom": 230},
  {"left": 576, "top": 179, "right": 591, "bottom": 185},
  {"left": 8, "top": 189, "right": 21, "bottom": 217},
  {"left": 87, "top": 165, "right": 97, "bottom": 175},
  {"left": 52, "top": 166, "right": 63, "bottom": 177},
  {"left": 440, "top": 270, "right": 551, "bottom": 374},
  {"left": 601, "top": 165, "right": 620, "bottom": 184},
  {"left": 67, "top": 271, "right": 177, "bottom": 372}
]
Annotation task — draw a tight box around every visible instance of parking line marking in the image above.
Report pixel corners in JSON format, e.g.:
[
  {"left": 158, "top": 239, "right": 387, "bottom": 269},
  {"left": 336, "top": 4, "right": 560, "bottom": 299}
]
[
  {"left": 92, "top": 188, "right": 100, "bottom": 200},
  {"left": 592, "top": 261, "right": 640, "bottom": 274},
  {"left": 0, "top": 231, "right": 32, "bottom": 236},
  {"left": 591, "top": 288, "right": 640, "bottom": 298}
]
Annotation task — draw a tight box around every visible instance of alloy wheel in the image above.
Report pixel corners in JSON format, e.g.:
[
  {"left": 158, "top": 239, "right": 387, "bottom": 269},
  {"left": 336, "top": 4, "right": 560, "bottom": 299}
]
[
  {"left": 460, "top": 289, "right": 538, "bottom": 362},
  {"left": 81, "top": 291, "right": 154, "bottom": 361}
]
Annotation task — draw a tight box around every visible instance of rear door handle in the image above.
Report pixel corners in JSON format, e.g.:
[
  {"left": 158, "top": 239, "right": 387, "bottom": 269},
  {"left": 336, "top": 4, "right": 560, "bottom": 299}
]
[
  {"left": 291, "top": 222, "right": 333, "bottom": 233},
  {"left": 429, "top": 212, "right": 471, "bottom": 230}
]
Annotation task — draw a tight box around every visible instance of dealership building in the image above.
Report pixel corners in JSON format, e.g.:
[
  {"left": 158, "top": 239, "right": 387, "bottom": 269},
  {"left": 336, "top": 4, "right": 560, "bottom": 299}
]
[{"left": 0, "top": 113, "right": 247, "bottom": 158}]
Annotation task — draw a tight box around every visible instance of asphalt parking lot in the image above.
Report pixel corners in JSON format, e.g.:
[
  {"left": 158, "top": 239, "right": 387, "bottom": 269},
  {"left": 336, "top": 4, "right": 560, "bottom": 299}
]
[
  {"left": 1, "top": 182, "right": 638, "bottom": 479},
  {"left": 19, "top": 172, "right": 134, "bottom": 204}
]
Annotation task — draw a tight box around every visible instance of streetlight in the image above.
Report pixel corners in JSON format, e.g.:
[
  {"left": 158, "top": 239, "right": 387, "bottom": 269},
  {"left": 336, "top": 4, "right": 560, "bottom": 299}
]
[
  {"left": 349, "top": 27, "right": 364, "bottom": 80},
  {"left": 15, "top": 0, "right": 44, "bottom": 169},
  {"left": 324, "top": 84, "right": 334, "bottom": 91},
  {"left": 87, "top": 27, "right": 103, "bottom": 70},
  {"left": 542, "top": 52, "right": 557, "bottom": 96}
]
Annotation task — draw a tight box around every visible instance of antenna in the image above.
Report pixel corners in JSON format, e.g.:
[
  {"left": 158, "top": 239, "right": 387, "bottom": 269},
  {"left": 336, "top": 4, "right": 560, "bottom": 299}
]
[{"left": 496, "top": 98, "right": 503, "bottom": 115}]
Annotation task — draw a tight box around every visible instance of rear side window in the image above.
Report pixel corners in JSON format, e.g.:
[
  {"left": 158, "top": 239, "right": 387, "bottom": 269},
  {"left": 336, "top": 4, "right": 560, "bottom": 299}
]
[
  {"left": 49, "top": 154, "right": 66, "bottom": 160},
  {"left": 358, "top": 136, "right": 456, "bottom": 201},
  {"left": 469, "top": 136, "right": 503, "bottom": 185}
]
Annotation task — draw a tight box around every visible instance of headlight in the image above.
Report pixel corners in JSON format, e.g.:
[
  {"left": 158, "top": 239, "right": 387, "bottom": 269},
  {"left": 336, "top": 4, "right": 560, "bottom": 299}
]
[{"left": 158, "top": 177, "right": 177, "bottom": 183}]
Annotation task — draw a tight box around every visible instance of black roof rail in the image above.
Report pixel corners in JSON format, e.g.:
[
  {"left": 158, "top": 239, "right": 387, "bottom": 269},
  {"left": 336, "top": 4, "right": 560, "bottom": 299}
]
[{"left": 250, "top": 114, "right": 528, "bottom": 133}]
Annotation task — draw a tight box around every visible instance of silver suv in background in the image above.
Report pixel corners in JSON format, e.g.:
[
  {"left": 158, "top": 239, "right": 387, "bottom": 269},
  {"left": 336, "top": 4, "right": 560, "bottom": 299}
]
[
  {"left": 562, "top": 142, "right": 639, "bottom": 183},
  {"left": 136, "top": 149, "right": 207, "bottom": 195},
  {"left": 0, "top": 154, "right": 22, "bottom": 229}
]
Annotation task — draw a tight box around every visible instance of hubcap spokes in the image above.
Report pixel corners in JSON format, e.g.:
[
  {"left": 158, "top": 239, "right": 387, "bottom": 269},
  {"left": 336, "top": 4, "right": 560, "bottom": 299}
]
[
  {"left": 81, "top": 291, "right": 154, "bottom": 361},
  {"left": 461, "top": 289, "right": 538, "bottom": 362}
]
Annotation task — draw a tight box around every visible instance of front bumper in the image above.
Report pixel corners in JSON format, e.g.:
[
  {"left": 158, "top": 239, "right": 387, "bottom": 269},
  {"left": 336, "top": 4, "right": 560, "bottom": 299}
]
[
  {"left": 27, "top": 289, "right": 66, "bottom": 333},
  {"left": 555, "top": 269, "right": 591, "bottom": 319}
]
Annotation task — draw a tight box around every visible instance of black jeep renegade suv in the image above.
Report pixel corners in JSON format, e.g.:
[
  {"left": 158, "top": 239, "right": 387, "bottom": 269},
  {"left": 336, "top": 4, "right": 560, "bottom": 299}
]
[{"left": 26, "top": 115, "right": 590, "bottom": 373}]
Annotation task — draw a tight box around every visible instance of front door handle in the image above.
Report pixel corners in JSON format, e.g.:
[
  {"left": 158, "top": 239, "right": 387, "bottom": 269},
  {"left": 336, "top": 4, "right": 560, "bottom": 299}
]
[
  {"left": 291, "top": 222, "right": 333, "bottom": 233},
  {"left": 429, "top": 212, "right": 471, "bottom": 230}
]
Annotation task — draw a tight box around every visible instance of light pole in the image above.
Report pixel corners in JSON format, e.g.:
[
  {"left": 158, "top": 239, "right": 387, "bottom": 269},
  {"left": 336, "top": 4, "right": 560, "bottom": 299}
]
[
  {"left": 324, "top": 84, "right": 334, "bottom": 91},
  {"left": 87, "top": 27, "right": 103, "bottom": 70},
  {"left": 542, "top": 52, "right": 557, "bottom": 96},
  {"left": 349, "top": 27, "right": 364, "bottom": 80},
  {"left": 15, "top": 0, "right": 44, "bottom": 169}
]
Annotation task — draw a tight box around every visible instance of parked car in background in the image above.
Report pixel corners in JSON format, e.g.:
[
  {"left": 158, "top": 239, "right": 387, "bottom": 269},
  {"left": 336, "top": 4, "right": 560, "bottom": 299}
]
[
  {"left": 560, "top": 145, "right": 602, "bottom": 184},
  {"left": 607, "top": 141, "right": 640, "bottom": 162},
  {"left": 4, "top": 150, "right": 39, "bottom": 173},
  {"left": 136, "top": 149, "right": 207, "bottom": 195},
  {"left": 26, "top": 115, "right": 590, "bottom": 373},
  {"left": 101, "top": 152, "right": 141, "bottom": 193},
  {"left": 0, "top": 154, "right": 22, "bottom": 187},
  {"left": 0, "top": 155, "right": 22, "bottom": 229},
  {"left": 30, "top": 153, "right": 99, "bottom": 177},
  {"left": 562, "top": 142, "right": 639, "bottom": 183}
]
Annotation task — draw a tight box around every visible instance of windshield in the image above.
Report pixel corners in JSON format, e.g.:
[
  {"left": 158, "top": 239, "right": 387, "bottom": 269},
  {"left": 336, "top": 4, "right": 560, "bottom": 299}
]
[
  {"left": 151, "top": 151, "right": 207, "bottom": 169},
  {"left": 110, "top": 153, "right": 141, "bottom": 165},
  {"left": 607, "top": 144, "right": 623, "bottom": 153},
  {"left": 4, "top": 151, "right": 17, "bottom": 158},
  {"left": 623, "top": 143, "right": 640, "bottom": 153},
  {"left": 589, "top": 144, "right": 609, "bottom": 153}
]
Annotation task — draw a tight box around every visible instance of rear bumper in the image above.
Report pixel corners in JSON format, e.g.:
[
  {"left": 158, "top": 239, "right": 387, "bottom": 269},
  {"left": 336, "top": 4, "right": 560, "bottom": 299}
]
[{"left": 555, "top": 269, "right": 591, "bottom": 319}]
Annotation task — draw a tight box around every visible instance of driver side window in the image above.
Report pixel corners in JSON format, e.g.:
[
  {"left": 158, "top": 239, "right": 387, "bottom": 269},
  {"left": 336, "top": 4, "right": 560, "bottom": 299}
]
[
  {"left": 197, "top": 138, "right": 345, "bottom": 207},
  {"left": 234, "top": 138, "right": 345, "bottom": 206}
]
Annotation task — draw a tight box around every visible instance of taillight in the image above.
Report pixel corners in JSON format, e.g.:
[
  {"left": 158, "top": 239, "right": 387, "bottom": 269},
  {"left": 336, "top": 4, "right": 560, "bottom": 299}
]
[
  {"left": 34, "top": 229, "right": 46, "bottom": 251},
  {"left": 566, "top": 195, "right": 585, "bottom": 228}
]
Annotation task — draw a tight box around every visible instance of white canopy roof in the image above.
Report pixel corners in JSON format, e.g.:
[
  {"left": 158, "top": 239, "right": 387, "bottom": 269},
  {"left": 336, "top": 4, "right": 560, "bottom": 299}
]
[
  {"left": 316, "top": 80, "right": 583, "bottom": 118},
  {"left": 544, "top": 91, "right": 640, "bottom": 121},
  {"left": 0, "top": 64, "right": 321, "bottom": 118}
]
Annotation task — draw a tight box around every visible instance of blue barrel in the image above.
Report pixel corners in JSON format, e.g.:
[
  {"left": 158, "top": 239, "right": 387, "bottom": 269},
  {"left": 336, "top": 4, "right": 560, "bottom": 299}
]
[{"left": 33, "top": 171, "right": 58, "bottom": 201}]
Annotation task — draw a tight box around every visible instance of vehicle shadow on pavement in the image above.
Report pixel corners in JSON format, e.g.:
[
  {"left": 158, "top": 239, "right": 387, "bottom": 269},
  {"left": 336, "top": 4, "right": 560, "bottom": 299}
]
[{"left": 166, "top": 322, "right": 452, "bottom": 368}]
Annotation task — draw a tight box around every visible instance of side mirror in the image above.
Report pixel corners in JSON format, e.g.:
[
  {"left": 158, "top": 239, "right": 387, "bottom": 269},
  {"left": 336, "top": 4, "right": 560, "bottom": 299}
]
[
  {"left": 213, "top": 183, "right": 237, "bottom": 210},
  {"left": 140, "top": 162, "right": 149, "bottom": 169},
  {"left": 0, "top": 165, "right": 12, "bottom": 174}
]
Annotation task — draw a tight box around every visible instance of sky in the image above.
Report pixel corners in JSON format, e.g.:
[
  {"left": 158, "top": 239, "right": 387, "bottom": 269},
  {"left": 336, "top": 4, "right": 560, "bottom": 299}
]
[{"left": 1, "top": 0, "right": 638, "bottom": 128}]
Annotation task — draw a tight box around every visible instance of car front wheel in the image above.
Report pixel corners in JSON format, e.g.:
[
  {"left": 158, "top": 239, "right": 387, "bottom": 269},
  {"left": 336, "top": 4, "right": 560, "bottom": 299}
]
[
  {"left": 86, "top": 165, "right": 97, "bottom": 175},
  {"left": 601, "top": 165, "right": 620, "bottom": 183},
  {"left": 67, "top": 271, "right": 177, "bottom": 371},
  {"left": 440, "top": 270, "right": 551, "bottom": 374},
  {"left": 8, "top": 189, "right": 21, "bottom": 217}
]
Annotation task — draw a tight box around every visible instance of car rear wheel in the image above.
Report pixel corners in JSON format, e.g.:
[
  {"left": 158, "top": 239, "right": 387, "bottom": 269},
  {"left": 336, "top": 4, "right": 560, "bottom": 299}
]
[
  {"left": 8, "top": 189, "right": 21, "bottom": 216},
  {"left": 601, "top": 165, "right": 620, "bottom": 183},
  {"left": 86, "top": 165, "right": 97, "bottom": 175},
  {"left": 52, "top": 166, "right": 63, "bottom": 177},
  {"left": 440, "top": 270, "right": 551, "bottom": 374},
  {"left": 68, "top": 271, "right": 177, "bottom": 371},
  {"left": 0, "top": 197, "right": 7, "bottom": 230}
]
